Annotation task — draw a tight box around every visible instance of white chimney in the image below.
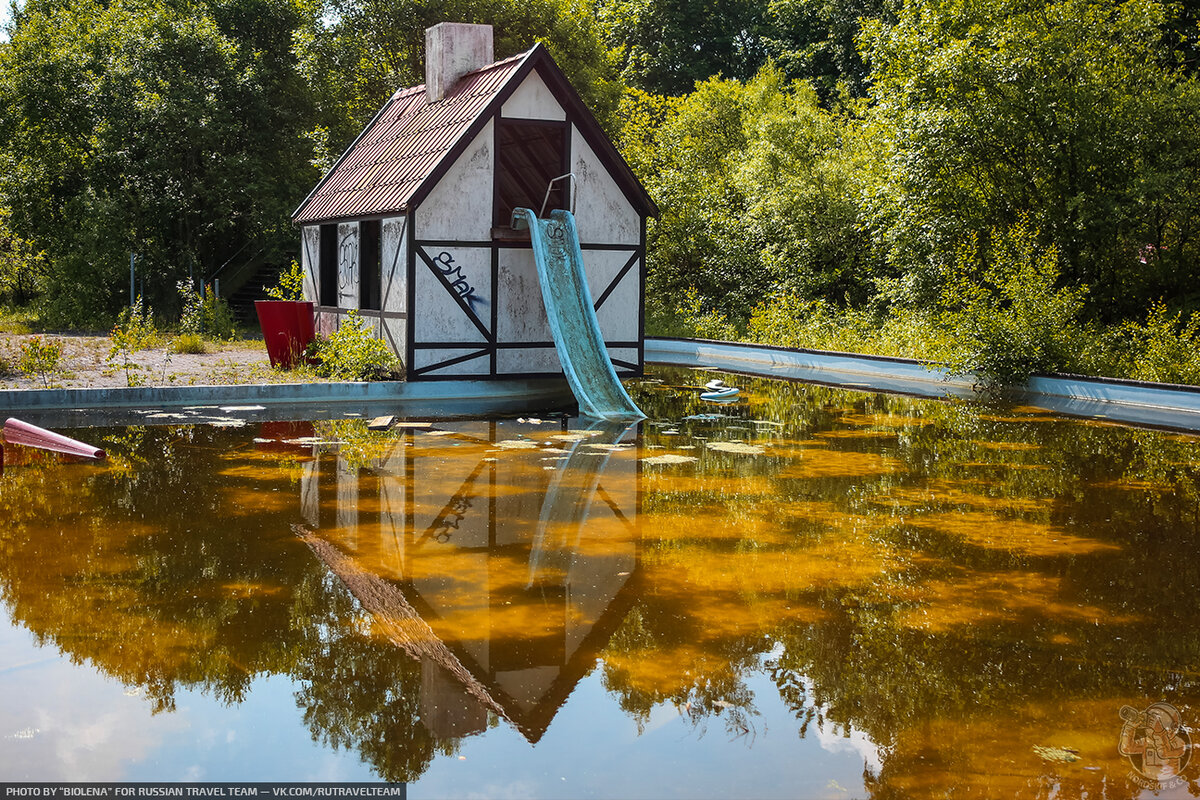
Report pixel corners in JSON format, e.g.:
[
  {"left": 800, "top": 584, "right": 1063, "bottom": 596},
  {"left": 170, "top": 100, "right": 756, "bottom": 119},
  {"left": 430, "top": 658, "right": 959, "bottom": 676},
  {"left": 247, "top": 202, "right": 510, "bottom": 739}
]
[{"left": 425, "top": 23, "right": 494, "bottom": 103}]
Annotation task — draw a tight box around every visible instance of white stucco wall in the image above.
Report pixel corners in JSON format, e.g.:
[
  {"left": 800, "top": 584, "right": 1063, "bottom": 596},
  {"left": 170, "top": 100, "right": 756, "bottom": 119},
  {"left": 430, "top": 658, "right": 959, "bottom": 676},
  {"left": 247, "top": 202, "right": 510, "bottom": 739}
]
[
  {"left": 584, "top": 250, "right": 640, "bottom": 344},
  {"left": 418, "top": 120, "right": 494, "bottom": 242},
  {"left": 337, "top": 222, "right": 360, "bottom": 310},
  {"left": 571, "top": 128, "right": 640, "bottom": 246},
  {"left": 381, "top": 217, "right": 408, "bottom": 314},
  {"left": 501, "top": 71, "right": 565, "bottom": 121},
  {"left": 300, "top": 225, "right": 320, "bottom": 302}
]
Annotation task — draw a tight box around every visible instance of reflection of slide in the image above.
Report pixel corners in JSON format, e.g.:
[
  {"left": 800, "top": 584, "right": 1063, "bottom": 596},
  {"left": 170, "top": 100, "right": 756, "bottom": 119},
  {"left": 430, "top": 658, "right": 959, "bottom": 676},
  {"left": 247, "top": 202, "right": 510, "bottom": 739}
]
[
  {"left": 512, "top": 208, "right": 645, "bottom": 421},
  {"left": 527, "top": 419, "right": 638, "bottom": 587}
]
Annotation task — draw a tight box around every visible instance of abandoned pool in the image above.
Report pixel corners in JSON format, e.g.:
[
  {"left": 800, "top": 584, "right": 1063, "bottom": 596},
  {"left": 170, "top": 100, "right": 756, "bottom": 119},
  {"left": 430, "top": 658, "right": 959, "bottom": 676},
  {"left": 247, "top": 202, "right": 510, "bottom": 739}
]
[{"left": 1, "top": 365, "right": 1197, "bottom": 797}]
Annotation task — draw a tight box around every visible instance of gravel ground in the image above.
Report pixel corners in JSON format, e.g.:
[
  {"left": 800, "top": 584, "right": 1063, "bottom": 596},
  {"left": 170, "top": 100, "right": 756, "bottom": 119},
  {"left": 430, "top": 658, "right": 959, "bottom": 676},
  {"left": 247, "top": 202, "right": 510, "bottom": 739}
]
[{"left": 0, "top": 332, "right": 285, "bottom": 390}]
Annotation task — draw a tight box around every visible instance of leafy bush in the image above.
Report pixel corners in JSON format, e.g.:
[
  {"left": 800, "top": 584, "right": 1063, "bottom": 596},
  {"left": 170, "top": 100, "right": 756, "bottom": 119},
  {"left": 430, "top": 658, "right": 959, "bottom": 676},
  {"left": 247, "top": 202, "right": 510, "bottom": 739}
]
[
  {"left": 1105, "top": 302, "right": 1200, "bottom": 385},
  {"left": 17, "top": 335, "right": 62, "bottom": 387},
  {"left": 178, "top": 280, "right": 203, "bottom": 335},
  {"left": 265, "top": 260, "right": 306, "bottom": 302},
  {"left": 201, "top": 286, "right": 236, "bottom": 340},
  {"left": 938, "top": 221, "right": 1088, "bottom": 388},
  {"left": 171, "top": 333, "right": 207, "bottom": 354},
  {"left": 307, "top": 312, "right": 401, "bottom": 381},
  {"left": 108, "top": 298, "right": 159, "bottom": 387}
]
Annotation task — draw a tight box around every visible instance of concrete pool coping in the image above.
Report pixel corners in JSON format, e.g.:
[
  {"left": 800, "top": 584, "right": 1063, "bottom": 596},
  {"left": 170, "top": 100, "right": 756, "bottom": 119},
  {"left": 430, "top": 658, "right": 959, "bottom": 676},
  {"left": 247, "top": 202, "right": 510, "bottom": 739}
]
[
  {"left": 645, "top": 336, "right": 1200, "bottom": 433},
  {"left": 3, "top": 337, "right": 1200, "bottom": 432},
  {"left": 0, "top": 378, "right": 578, "bottom": 427}
]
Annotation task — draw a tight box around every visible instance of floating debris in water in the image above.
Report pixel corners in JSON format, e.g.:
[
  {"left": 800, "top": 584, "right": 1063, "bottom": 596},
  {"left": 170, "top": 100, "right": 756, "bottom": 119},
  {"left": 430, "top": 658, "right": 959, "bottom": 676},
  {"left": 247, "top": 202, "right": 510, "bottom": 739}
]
[
  {"left": 683, "top": 414, "right": 728, "bottom": 421},
  {"left": 641, "top": 454, "right": 699, "bottom": 465},
  {"left": 583, "top": 443, "right": 631, "bottom": 452},
  {"left": 1032, "top": 745, "right": 1080, "bottom": 763},
  {"left": 211, "top": 419, "right": 247, "bottom": 428},
  {"left": 517, "top": 417, "right": 544, "bottom": 425},
  {"left": 661, "top": 429, "right": 680, "bottom": 435},
  {"left": 219, "top": 405, "right": 266, "bottom": 413},
  {"left": 423, "top": 431, "right": 457, "bottom": 437},
  {"left": 707, "top": 441, "right": 765, "bottom": 455},
  {"left": 549, "top": 430, "right": 605, "bottom": 442},
  {"left": 496, "top": 439, "right": 538, "bottom": 450}
]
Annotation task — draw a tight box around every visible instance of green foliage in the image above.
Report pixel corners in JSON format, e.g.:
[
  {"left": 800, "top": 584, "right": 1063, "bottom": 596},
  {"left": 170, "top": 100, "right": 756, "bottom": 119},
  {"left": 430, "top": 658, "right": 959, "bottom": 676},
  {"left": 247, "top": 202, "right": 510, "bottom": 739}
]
[
  {"left": 177, "top": 281, "right": 203, "bottom": 336},
  {"left": 265, "top": 260, "right": 306, "bottom": 302},
  {"left": 17, "top": 335, "right": 63, "bottom": 387},
  {"left": 0, "top": 0, "right": 319, "bottom": 326},
  {"left": 597, "top": 0, "right": 771, "bottom": 96},
  {"left": 200, "top": 285, "right": 236, "bottom": 340},
  {"left": 171, "top": 332, "right": 208, "bottom": 355},
  {"left": 1107, "top": 301, "right": 1200, "bottom": 385},
  {"left": 861, "top": 0, "right": 1200, "bottom": 318},
  {"left": 0, "top": 206, "right": 43, "bottom": 306},
  {"left": 596, "top": 0, "right": 890, "bottom": 101},
  {"left": 745, "top": 293, "right": 950, "bottom": 360},
  {"left": 307, "top": 311, "right": 402, "bottom": 381},
  {"left": 629, "top": 65, "right": 882, "bottom": 324},
  {"left": 178, "top": 279, "right": 234, "bottom": 339},
  {"left": 938, "top": 222, "right": 1089, "bottom": 388},
  {"left": 108, "top": 297, "right": 159, "bottom": 386}
]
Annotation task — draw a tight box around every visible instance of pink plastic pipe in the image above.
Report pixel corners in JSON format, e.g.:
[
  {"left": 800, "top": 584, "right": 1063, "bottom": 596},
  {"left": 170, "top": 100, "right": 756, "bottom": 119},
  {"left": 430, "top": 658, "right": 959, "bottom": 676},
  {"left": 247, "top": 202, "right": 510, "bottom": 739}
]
[{"left": 3, "top": 418, "right": 106, "bottom": 460}]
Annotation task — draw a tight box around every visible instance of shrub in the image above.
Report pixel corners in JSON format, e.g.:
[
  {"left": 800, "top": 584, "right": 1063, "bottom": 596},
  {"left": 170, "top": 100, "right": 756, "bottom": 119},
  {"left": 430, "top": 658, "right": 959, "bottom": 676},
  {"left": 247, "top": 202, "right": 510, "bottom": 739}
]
[
  {"left": 938, "top": 221, "right": 1088, "bottom": 389},
  {"left": 171, "top": 333, "right": 208, "bottom": 354},
  {"left": 1110, "top": 302, "right": 1200, "bottom": 385},
  {"left": 17, "top": 335, "right": 62, "bottom": 387},
  {"left": 265, "top": 260, "right": 305, "bottom": 302},
  {"left": 201, "top": 285, "right": 236, "bottom": 340},
  {"left": 177, "top": 280, "right": 203, "bottom": 335},
  {"left": 307, "top": 311, "right": 401, "bottom": 381},
  {"left": 108, "top": 298, "right": 159, "bottom": 387}
]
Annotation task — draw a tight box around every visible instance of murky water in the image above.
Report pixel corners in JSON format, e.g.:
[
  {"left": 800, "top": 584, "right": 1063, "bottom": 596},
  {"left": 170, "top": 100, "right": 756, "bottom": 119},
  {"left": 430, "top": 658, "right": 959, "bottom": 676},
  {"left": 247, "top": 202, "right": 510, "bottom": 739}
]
[{"left": 2, "top": 366, "right": 1199, "bottom": 797}]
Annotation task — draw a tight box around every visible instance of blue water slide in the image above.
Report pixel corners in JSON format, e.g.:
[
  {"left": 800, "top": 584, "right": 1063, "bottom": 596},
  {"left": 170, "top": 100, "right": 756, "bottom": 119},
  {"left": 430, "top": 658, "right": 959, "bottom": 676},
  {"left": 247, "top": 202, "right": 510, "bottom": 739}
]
[{"left": 512, "top": 208, "right": 645, "bottom": 421}]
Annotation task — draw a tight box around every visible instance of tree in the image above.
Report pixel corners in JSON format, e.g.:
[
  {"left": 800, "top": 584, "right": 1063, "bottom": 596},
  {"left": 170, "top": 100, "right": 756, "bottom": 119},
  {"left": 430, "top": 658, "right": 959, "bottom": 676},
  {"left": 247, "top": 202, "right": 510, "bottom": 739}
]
[
  {"left": 861, "top": 0, "right": 1200, "bottom": 320},
  {"left": 596, "top": 0, "right": 771, "bottom": 96},
  {"left": 302, "top": 0, "right": 623, "bottom": 152},
  {"left": 0, "top": 0, "right": 319, "bottom": 325},
  {"left": 622, "top": 65, "right": 881, "bottom": 325}
]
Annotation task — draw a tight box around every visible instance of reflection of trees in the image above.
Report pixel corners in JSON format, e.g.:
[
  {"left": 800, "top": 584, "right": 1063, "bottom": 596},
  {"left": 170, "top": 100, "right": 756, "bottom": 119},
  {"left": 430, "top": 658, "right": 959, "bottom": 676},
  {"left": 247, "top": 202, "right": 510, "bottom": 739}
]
[
  {"left": 291, "top": 576, "right": 440, "bottom": 783},
  {"left": 0, "top": 424, "right": 443, "bottom": 779},
  {"left": 619, "top": 368, "right": 1200, "bottom": 795}
]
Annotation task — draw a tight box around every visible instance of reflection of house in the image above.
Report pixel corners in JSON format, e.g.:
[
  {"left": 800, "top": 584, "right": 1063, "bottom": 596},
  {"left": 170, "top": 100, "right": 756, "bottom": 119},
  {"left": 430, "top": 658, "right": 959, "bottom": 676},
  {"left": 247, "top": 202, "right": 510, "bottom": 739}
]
[
  {"left": 296, "top": 420, "right": 641, "bottom": 742},
  {"left": 292, "top": 23, "right": 657, "bottom": 381}
]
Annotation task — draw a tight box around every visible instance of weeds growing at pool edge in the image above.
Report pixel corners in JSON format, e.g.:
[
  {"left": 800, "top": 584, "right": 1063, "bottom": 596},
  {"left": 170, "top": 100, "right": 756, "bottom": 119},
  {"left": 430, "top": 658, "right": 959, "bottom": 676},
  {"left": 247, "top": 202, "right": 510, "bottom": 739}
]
[
  {"left": 655, "top": 220, "right": 1200, "bottom": 389},
  {"left": 306, "top": 311, "right": 402, "bottom": 381},
  {"left": 108, "top": 298, "right": 160, "bottom": 387},
  {"left": 17, "top": 335, "right": 63, "bottom": 387}
]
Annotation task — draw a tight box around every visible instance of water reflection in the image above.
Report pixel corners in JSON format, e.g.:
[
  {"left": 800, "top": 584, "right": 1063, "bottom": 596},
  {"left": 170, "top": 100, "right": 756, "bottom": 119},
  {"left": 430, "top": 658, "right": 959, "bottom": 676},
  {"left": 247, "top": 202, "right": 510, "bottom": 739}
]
[
  {"left": 291, "top": 418, "right": 640, "bottom": 744},
  {"left": 1, "top": 367, "right": 1199, "bottom": 795}
]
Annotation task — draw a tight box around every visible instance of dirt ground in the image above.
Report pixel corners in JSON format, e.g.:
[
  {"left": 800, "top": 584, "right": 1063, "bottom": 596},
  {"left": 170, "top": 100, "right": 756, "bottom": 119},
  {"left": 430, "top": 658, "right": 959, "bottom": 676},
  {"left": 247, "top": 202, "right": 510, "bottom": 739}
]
[{"left": 0, "top": 332, "right": 284, "bottom": 390}]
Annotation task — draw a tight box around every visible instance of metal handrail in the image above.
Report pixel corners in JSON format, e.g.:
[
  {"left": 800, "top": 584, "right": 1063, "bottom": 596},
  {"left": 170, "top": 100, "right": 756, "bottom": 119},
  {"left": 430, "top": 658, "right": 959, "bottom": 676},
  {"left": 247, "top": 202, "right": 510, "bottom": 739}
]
[{"left": 539, "top": 173, "right": 577, "bottom": 218}]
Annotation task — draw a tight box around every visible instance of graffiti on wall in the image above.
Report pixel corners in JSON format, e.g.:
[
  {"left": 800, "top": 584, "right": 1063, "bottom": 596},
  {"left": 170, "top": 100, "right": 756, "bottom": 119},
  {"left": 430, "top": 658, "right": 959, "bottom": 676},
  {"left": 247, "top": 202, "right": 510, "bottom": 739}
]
[{"left": 433, "top": 251, "right": 484, "bottom": 313}]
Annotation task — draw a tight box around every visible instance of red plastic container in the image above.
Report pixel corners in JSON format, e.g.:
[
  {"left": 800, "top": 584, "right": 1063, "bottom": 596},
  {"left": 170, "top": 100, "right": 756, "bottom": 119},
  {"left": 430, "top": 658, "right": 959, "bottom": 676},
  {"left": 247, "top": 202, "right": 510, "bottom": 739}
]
[{"left": 255, "top": 300, "right": 315, "bottom": 368}]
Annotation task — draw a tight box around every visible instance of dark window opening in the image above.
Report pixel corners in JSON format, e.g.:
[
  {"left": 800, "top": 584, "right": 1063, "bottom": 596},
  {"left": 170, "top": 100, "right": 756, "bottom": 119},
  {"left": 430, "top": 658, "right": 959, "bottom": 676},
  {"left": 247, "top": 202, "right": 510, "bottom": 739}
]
[
  {"left": 494, "top": 119, "right": 568, "bottom": 228},
  {"left": 360, "top": 219, "right": 381, "bottom": 311},
  {"left": 318, "top": 223, "right": 337, "bottom": 306}
]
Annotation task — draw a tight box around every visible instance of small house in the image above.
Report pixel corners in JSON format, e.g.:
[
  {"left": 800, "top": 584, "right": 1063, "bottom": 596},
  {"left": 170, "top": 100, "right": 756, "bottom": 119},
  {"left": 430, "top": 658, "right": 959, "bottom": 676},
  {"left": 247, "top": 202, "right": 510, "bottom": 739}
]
[{"left": 292, "top": 23, "right": 658, "bottom": 381}]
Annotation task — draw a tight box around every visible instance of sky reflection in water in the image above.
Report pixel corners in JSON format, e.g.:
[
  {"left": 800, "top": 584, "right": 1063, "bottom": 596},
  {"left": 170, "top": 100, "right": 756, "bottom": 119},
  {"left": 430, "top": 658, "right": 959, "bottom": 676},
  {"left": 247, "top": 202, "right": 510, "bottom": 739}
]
[{"left": 1, "top": 366, "right": 1198, "bottom": 797}]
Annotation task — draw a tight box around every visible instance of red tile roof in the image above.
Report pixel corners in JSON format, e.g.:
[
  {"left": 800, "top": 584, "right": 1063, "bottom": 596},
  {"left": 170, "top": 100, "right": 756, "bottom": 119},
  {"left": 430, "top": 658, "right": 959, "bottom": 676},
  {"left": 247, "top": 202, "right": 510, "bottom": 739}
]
[{"left": 293, "top": 51, "right": 528, "bottom": 224}]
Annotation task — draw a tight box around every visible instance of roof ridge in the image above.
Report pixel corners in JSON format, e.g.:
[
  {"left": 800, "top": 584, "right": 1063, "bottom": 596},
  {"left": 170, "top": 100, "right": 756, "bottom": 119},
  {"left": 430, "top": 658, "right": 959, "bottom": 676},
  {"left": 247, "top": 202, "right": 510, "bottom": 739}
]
[{"left": 391, "top": 47, "right": 534, "bottom": 101}]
